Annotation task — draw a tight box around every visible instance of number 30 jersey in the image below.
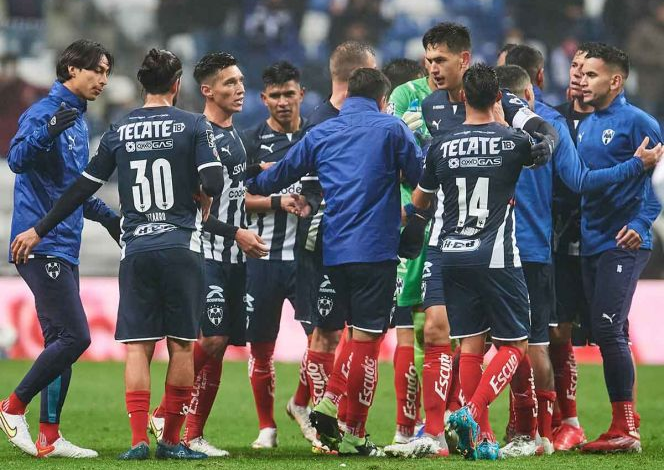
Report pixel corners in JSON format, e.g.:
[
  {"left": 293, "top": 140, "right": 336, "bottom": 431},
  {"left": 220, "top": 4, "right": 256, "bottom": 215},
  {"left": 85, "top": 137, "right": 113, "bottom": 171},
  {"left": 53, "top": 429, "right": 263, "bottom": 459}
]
[
  {"left": 419, "top": 123, "right": 533, "bottom": 268},
  {"left": 83, "top": 106, "right": 221, "bottom": 259}
]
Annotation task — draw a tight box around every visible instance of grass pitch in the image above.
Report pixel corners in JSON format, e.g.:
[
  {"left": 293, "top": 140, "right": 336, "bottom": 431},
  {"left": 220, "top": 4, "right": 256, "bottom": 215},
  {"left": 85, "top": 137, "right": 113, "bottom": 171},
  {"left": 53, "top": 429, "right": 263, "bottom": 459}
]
[{"left": 0, "top": 360, "right": 663, "bottom": 469}]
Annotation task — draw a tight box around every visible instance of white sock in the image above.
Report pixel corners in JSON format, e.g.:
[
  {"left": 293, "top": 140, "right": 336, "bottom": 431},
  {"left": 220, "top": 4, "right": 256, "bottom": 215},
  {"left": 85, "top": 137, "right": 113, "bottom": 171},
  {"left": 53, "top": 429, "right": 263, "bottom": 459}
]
[{"left": 562, "top": 417, "right": 580, "bottom": 427}]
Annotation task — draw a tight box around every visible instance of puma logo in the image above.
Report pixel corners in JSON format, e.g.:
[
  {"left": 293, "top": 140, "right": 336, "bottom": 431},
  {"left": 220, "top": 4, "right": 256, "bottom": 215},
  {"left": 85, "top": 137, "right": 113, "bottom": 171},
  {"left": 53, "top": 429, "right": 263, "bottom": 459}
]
[
  {"left": 602, "top": 313, "right": 616, "bottom": 324},
  {"left": 430, "top": 119, "right": 441, "bottom": 130},
  {"left": 260, "top": 143, "right": 275, "bottom": 153},
  {"left": 219, "top": 145, "right": 231, "bottom": 156}
]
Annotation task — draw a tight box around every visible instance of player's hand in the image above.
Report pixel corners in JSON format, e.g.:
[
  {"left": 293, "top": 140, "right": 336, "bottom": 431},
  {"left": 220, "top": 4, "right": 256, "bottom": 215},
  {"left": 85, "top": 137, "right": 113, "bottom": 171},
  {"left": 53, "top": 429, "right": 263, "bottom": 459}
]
[
  {"left": 492, "top": 102, "right": 508, "bottom": 126},
  {"left": 280, "top": 194, "right": 303, "bottom": 215},
  {"left": 634, "top": 136, "right": 663, "bottom": 170},
  {"left": 194, "top": 188, "right": 213, "bottom": 222},
  {"left": 402, "top": 111, "right": 423, "bottom": 133},
  {"left": 616, "top": 225, "right": 642, "bottom": 250},
  {"left": 291, "top": 194, "right": 311, "bottom": 218},
  {"left": 530, "top": 131, "right": 554, "bottom": 167},
  {"left": 398, "top": 213, "right": 428, "bottom": 259},
  {"left": 235, "top": 228, "right": 269, "bottom": 258},
  {"left": 260, "top": 161, "right": 276, "bottom": 171},
  {"left": 46, "top": 103, "right": 78, "bottom": 138},
  {"left": 11, "top": 228, "right": 41, "bottom": 264}
]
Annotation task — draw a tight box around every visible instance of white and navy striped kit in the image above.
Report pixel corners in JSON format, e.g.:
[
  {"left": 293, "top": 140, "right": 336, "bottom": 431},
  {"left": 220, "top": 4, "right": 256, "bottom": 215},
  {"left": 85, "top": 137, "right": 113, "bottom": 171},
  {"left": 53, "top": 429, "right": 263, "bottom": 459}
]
[
  {"left": 242, "top": 120, "right": 308, "bottom": 261},
  {"left": 201, "top": 123, "right": 246, "bottom": 264}
]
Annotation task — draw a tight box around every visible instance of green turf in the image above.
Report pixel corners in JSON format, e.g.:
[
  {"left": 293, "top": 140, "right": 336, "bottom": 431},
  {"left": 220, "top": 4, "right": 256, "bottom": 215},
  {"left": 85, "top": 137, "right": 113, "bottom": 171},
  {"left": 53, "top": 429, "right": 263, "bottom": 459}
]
[{"left": 1, "top": 360, "right": 663, "bottom": 469}]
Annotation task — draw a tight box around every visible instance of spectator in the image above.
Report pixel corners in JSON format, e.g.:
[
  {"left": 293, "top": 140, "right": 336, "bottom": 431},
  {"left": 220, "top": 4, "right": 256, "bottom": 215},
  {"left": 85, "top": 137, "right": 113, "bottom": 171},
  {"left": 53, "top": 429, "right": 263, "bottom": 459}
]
[{"left": 328, "top": 0, "right": 390, "bottom": 48}]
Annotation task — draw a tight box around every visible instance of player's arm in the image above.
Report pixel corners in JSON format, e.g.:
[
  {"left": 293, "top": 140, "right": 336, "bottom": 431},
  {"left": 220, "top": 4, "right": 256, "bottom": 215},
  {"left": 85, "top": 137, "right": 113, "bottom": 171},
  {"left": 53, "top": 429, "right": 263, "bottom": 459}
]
[
  {"left": 11, "top": 138, "right": 118, "bottom": 264},
  {"left": 82, "top": 196, "right": 121, "bottom": 244},
  {"left": 7, "top": 104, "right": 78, "bottom": 173},
  {"left": 203, "top": 215, "right": 268, "bottom": 258},
  {"left": 195, "top": 117, "right": 224, "bottom": 198},
  {"left": 395, "top": 121, "right": 424, "bottom": 188}
]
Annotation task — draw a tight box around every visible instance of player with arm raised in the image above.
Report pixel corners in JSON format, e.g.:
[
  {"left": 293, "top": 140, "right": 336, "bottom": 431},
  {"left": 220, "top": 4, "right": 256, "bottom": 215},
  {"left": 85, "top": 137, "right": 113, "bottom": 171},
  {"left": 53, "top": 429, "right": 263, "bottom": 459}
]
[
  {"left": 1, "top": 39, "right": 116, "bottom": 459},
  {"left": 12, "top": 49, "right": 225, "bottom": 460}
]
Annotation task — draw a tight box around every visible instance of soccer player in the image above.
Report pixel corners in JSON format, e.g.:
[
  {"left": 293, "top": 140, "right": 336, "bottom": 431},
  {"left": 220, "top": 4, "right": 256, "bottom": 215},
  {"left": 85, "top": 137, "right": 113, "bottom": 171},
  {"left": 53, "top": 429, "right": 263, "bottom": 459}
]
[
  {"left": 383, "top": 58, "right": 431, "bottom": 445},
  {"left": 299, "top": 41, "right": 377, "bottom": 441},
  {"left": 386, "top": 22, "right": 556, "bottom": 459},
  {"left": 241, "top": 61, "right": 318, "bottom": 449},
  {"left": 248, "top": 68, "right": 423, "bottom": 456},
  {"left": 12, "top": 48, "right": 225, "bottom": 460},
  {"left": 149, "top": 52, "right": 268, "bottom": 457},
  {"left": 576, "top": 44, "right": 662, "bottom": 453},
  {"left": 495, "top": 60, "right": 660, "bottom": 457},
  {"left": 2, "top": 39, "right": 117, "bottom": 458},
  {"left": 496, "top": 43, "right": 517, "bottom": 66},
  {"left": 409, "top": 63, "right": 537, "bottom": 460}
]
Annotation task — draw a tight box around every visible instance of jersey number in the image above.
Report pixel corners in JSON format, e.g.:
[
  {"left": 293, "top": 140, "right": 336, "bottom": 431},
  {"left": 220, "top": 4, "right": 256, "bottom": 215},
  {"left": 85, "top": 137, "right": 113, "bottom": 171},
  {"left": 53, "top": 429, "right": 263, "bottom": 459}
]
[
  {"left": 130, "top": 159, "right": 174, "bottom": 212},
  {"left": 455, "top": 177, "right": 489, "bottom": 229}
]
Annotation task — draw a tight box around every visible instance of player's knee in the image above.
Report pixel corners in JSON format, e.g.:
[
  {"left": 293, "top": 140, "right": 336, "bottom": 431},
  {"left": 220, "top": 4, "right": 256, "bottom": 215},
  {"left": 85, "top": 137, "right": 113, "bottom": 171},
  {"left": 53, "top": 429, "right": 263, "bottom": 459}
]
[
  {"left": 423, "top": 316, "right": 450, "bottom": 346},
  {"left": 549, "top": 323, "right": 572, "bottom": 344},
  {"left": 312, "top": 328, "right": 341, "bottom": 353},
  {"left": 200, "top": 336, "right": 228, "bottom": 359}
]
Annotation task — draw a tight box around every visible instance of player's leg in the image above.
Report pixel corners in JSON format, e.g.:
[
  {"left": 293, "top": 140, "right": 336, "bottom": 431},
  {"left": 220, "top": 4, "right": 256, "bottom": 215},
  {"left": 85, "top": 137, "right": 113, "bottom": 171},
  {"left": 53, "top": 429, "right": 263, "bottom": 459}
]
[
  {"left": 581, "top": 249, "right": 649, "bottom": 454},
  {"left": 392, "top": 309, "right": 419, "bottom": 444},
  {"left": 3, "top": 259, "right": 93, "bottom": 458}
]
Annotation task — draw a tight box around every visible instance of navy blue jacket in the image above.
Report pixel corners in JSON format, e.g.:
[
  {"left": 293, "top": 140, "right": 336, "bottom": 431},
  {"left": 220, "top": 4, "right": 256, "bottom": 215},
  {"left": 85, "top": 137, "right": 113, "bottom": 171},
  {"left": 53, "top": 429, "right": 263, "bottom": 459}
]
[
  {"left": 8, "top": 81, "right": 116, "bottom": 265},
  {"left": 247, "top": 97, "right": 424, "bottom": 266}
]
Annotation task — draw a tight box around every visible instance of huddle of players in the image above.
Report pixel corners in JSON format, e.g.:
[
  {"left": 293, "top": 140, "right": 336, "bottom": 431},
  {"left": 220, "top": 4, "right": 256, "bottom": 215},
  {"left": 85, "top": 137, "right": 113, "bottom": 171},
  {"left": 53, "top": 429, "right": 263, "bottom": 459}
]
[{"left": 4, "top": 21, "right": 661, "bottom": 461}]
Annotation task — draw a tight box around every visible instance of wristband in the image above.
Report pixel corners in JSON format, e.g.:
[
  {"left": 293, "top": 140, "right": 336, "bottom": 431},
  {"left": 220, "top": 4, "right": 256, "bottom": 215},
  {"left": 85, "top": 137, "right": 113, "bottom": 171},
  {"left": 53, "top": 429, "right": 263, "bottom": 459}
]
[{"left": 271, "top": 195, "right": 282, "bottom": 211}]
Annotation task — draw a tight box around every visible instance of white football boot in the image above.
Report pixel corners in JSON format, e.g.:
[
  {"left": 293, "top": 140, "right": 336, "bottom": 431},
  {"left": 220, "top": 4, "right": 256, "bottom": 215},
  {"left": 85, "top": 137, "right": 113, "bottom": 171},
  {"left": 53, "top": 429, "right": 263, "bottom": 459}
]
[
  {"left": 0, "top": 406, "right": 37, "bottom": 456},
  {"left": 251, "top": 427, "right": 278, "bottom": 449},
  {"left": 285, "top": 397, "right": 322, "bottom": 448},
  {"left": 384, "top": 434, "right": 449, "bottom": 458},
  {"left": 187, "top": 436, "right": 230, "bottom": 457},
  {"left": 148, "top": 410, "right": 164, "bottom": 441},
  {"left": 37, "top": 435, "right": 98, "bottom": 458},
  {"left": 500, "top": 434, "right": 538, "bottom": 458}
]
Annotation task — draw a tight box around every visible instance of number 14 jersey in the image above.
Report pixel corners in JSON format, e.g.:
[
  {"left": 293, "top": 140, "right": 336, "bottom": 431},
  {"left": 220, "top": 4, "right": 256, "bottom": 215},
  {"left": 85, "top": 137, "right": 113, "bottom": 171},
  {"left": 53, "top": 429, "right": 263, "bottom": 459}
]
[
  {"left": 83, "top": 106, "right": 221, "bottom": 259},
  {"left": 419, "top": 123, "right": 533, "bottom": 268}
]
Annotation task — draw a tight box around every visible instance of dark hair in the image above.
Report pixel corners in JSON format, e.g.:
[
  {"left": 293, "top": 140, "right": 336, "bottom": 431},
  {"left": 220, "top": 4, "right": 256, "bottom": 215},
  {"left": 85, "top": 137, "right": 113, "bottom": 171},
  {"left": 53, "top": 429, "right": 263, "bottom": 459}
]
[
  {"left": 262, "top": 61, "right": 300, "bottom": 88},
  {"left": 495, "top": 65, "right": 531, "bottom": 96},
  {"left": 422, "top": 22, "right": 471, "bottom": 53},
  {"left": 137, "top": 49, "right": 182, "bottom": 94},
  {"left": 330, "top": 41, "right": 376, "bottom": 82},
  {"left": 193, "top": 52, "right": 237, "bottom": 85},
  {"left": 348, "top": 68, "right": 391, "bottom": 103},
  {"left": 56, "top": 39, "right": 113, "bottom": 82},
  {"left": 504, "top": 44, "right": 544, "bottom": 84},
  {"left": 584, "top": 43, "right": 629, "bottom": 77},
  {"left": 577, "top": 41, "right": 602, "bottom": 56},
  {"left": 382, "top": 58, "right": 426, "bottom": 93},
  {"left": 498, "top": 43, "right": 518, "bottom": 58},
  {"left": 462, "top": 63, "right": 499, "bottom": 110}
]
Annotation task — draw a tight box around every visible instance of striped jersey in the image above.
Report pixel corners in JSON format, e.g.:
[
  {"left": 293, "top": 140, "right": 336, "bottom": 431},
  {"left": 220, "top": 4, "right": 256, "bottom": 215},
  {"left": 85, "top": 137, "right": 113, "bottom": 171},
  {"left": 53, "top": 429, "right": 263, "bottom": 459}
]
[
  {"left": 242, "top": 120, "right": 308, "bottom": 260},
  {"left": 419, "top": 123, "right": 533, "bottom": 267},
  {"left": 201, "top": 122, "right": 246, "bottom": 263}
]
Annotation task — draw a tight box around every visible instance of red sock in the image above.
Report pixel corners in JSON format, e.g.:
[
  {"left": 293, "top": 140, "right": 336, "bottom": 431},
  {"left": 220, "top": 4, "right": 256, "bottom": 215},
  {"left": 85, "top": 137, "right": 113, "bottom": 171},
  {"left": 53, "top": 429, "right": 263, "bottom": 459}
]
[
  {"left": 38, "top": 423, "right": 60, "bottom": 446},
  {"left": 293, "top": 348, "right": 310, "bottom": 407},
  {"left": 345, "top": 338, "right": 381, "bottom": 438},
  {"left": 510, "top": 355, "right": 537, "bottom": 438},
  {"left": 550, "top": 340, "right": 578, "bottom": 420},
  {"left": 3, "top": 392, "right": 27, "bottom": 415},
  {"left": 125, "top": 390, "right": 150, "bottom": 446},
  {"left": 552, "top": 401, "right": 562, "bottom": 428},
  {"left": 249, "top": 342, "right": 276, "bottom": 429},
  {"left": 338, "top": 395, "right": 348, "bottom": 425},
  {"left": 184, "top": 354, "right": 222, "bottom": 442},
  {"left": 161, "top": 384, "right": 192, "bottom": 445},
  {"left": 536, "top": 390, "right": 556, "bottom": 441},
  {"left": 422, "top": 344, "right": 452, "bottom": 436},
  {"left": 447, "top": 349, "right": 463, "bottom": 412},
  {"left": 324, "top": 335, "right": 353, "bottom": 406},
  {"left": 306, "top": 350, "right": 335, "bottom": 406},
  {"left": 610, "top": 401, "right": 638, "bottom": 434},
  {"left": 467, "top": 346, "right": 522, "bottom": 421},
  {"left": 394, "top": 346, "right": 419, "bottom": 436}
]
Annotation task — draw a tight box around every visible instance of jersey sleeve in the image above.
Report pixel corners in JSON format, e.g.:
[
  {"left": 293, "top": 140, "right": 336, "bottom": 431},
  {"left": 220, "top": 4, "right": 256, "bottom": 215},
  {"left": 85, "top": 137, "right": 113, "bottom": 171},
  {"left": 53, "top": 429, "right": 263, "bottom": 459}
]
[
  {"left": 7, "top": 106, "right": 54, "bottom": 173},
  {"left": 501, "top": 89, "right": 537, "bottom": 129},
  {"left": 83, "top": 131, "right": 117, "bottom": 184},
  {"left": 195, "top": 116, "right": 222, "bottom": 171},
  {"left": 418, "top": 145, "right": 439, "bottom": 193},
  {"left": 388, "top": 84, "right": 413, "bottom": 118}
]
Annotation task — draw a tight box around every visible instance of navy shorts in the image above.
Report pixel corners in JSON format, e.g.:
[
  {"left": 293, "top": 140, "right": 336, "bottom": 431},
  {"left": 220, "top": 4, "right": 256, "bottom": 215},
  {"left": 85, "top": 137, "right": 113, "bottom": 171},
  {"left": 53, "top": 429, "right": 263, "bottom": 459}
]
[
  {"left": 522, "top": 262, "right": 555, "bottom": 345},
  {"left": 553, "top": 252, "right": 593, "bottom": 345},
  {"left": 116, "top": 248, "right": 204, "bottom": 342},
  {"left": 582, "top": 249, "right": 650, "bottom": 347},
  {"left": 200, "top": 260, "right": 246, "bottom": 345},
  {"left": 422, "top": 246, "right": 446, "bottom": 310},
  {"left": 327, "top": 261, "right": 398, "bottom": 334},
  {"left": 391, "top": 305, "right": 414, "bottom": 328},
  {"left": 295, "top": 246, "right": 344, "bottom": 332},
  {"left": 246, "top": 258, "right": 301, "bottom": 342},
  {"left": 442, "top": 265, "right": 530, "bottom": 341}
]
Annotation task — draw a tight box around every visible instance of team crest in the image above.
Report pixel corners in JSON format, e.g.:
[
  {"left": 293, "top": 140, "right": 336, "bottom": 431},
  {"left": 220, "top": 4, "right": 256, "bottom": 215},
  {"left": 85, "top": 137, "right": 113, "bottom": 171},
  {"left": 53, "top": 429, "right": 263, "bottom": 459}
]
[
  {"left": 386, "top": 102, "right": 395, "bottom": 116},
  {"left": 395, "top": 277, "right": 404, "bottom": 296},
  {"left": 602, "top": 129, "right": 615, "bottom": 145},
  {"left": 45, "top": 262, "right": 60, "bottom": 279},
  {"left": 318, "top": 296, "right": 333, "bottom": 317},
  {"left": 207, "top": 305, "right": 224, "bottom": 326}
]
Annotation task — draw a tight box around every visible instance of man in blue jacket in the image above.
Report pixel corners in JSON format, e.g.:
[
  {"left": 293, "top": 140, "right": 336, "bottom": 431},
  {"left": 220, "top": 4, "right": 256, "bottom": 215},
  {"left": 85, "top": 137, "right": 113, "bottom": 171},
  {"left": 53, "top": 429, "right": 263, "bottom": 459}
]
[
  {"left": 576, "top": 44, "right": 662, "bottom": 454},
  {"left": 247, "top": 67, "right": 423, "bottom": 456},
  {"left": 1, "top": 39, "right": 118, "bottom": 458}
]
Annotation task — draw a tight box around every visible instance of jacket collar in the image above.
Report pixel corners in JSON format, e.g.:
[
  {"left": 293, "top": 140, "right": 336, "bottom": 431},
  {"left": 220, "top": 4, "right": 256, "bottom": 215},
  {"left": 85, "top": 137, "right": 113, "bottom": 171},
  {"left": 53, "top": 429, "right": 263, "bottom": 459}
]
[
  {"left": 49, "top": 80, "right": 87, "bottom": 113},
  {"left": 533, "top": 85, "right": 543, "bottom": 103},
  {"left": 596, "top": 92, "right": 627, "bottom": 115},
  {"left": 339, "top": 96, "right": 380, "bottom": 115}
]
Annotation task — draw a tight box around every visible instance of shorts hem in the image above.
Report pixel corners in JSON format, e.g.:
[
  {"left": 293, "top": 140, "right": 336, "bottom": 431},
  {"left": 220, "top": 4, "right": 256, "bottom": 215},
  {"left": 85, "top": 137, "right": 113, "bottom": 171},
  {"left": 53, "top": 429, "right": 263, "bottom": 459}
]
[
  {"left": 548, "top": 323, "right": 559, "bottom": 327},
  {"left": 450, "top": 327, "right": 491, "bottom": 339},
  {"left": 394, "top": 325, "right": 415, "bottom": 329},
  {"left": 116, "top": 336, "right": 165, "bottom": 343},
  {"left": 491, "top": 334, "right": 529, "bottom": 341},
  {"left": 166, "top": 335, "right": 198, "bottom": 342},
  {"left": 528, "top": 341, "right": 551, "bottom": 346}
]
